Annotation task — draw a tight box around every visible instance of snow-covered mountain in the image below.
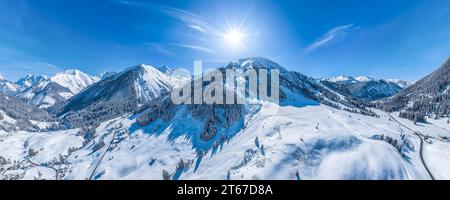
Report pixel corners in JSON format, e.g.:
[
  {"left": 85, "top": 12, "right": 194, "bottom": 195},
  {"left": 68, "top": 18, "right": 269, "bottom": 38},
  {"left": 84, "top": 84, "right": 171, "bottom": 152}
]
[
  {"left": 50, "top": 69, "right": 96, "bottom": 94},
  {"left": 59, "top": 57, "right": 377, "bottom": 130},
  {"left": 15, "top": 70, "right": 96, "bottom": 111},
  {"left": 16, "top": 74, "right": 49, "bottom": 88},
  {"left": 156, "top": 66, "right": 191, "bottom": 87},
  {"left": 322, "top": 75, "right": 410, "bottom": 101},
  {"left": 0, "top": 75, "right": 22, "bottom": 96},
  {"left": 0, "top": 92, "right": 54, "bottom": 132},
  {"left": 382, "top": 57, "right": 450, "bottom": 119},
  {"left": 324, "top": 75, "right": 358, "bottom": 84},
  {"left": 134, "top": 57, "right": 379, "bottom": 153},
  {"left": 386, "top": 79, "right": 412, "bottom": 89},
  {"left": 94, "top": 71, "right": 117, "bottom": 81},
  {"left": 1, "top": 57, "right": 449, "bottom": 180},
  {"left": 16, "top": 80, "right": 73, "bottom": 111},
  {"left": 1, "top": 57, "right": 448, "bottom": 180},
  {"left": 60, "top": 64, "right": 176, "bottom": 128},
  {"left": 355, "top": 76, "right": 375, "bottom": 82}
]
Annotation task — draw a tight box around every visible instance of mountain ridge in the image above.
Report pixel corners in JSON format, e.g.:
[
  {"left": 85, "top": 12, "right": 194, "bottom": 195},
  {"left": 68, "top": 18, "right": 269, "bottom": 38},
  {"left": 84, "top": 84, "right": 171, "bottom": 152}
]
[
  {"left": 381, "top": 57, "right": 450, "bottom": 119},
  {"left": 321, "top": 75, "right": 411, "bottom": 101}
]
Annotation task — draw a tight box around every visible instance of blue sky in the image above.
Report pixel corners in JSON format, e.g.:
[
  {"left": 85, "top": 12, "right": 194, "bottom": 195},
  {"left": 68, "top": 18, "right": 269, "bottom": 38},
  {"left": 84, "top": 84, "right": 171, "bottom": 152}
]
[{"left": 0, "top": 0, "right": 449, "bottom": 81}]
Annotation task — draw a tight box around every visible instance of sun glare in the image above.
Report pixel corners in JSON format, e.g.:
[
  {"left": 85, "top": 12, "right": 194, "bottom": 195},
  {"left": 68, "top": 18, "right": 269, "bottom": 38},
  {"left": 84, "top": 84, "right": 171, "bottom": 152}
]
[{"left": 223, "top": 28, "right": 245, "bottom": 50}]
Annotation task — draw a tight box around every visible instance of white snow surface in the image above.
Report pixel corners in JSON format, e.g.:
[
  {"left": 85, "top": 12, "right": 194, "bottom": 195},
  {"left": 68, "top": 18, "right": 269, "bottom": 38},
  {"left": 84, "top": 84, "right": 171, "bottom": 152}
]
[
  {"left": 15, "top": 69, "right": 96, "bottom": 108},
  {"left": 16, "top": 74, "right": 49, "bottom": 88},
  {"left": 355, "top": 76, "right": 375, "bottom": 82},
  {"left": 386, "top": 79, "right": 413, "bottom": 88},
  {"left": 325, "top": 76, "right": 411, "bottom": 89},
  {"left": 50, "top": 69, "right": 96, "bottom": 94},
  {"left": 0, "top": 79, "right": 22, "bottom": 96},
  {"left": 133, "top": 65, "right": 175, "bottom": 103},
  {"left": 2, "top": 104, "right": 448, "bottom": 180},
  {"left": 324, "top": 75, "right": 357, "bottom": 83}
]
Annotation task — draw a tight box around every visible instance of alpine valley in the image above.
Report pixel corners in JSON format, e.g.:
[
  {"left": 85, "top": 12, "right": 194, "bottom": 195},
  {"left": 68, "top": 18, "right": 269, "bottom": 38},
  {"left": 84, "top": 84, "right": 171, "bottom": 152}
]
[{"left": 0, "top": 57, "right": 449, "bottom": 180}]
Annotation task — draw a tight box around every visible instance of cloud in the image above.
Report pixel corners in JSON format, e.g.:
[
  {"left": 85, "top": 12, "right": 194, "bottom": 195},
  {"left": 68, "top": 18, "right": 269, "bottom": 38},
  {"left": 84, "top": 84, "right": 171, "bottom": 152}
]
[
  {"left": 115, "top": 0, "right": 213, "bottom": 33},
  {"left": 302, "top": 24, "right": 358, "bottom": 55},
  {"left": 145, "top": 42, "right": 176, "bottom": 56},
  {"left": 171, "top": 43, "right": 216, "bottom": 54},
  {"left": 188, "top": 25, "right": 206, "bottom": 33}
]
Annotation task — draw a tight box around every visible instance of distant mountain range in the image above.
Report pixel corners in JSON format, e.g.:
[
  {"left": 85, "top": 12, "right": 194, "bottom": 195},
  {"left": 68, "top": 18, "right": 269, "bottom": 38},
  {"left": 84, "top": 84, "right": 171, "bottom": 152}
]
[
  {"left": 0, "top": 57, "right": 389, "bottom": 130},
  {"left": 0, "top": 58, "right": 432, "bottom": 126},
  {"left": 0, "top": 57, "right": 449, "bottom": 180},
  {"left": 60, "top": 64, "right": 179, "bottom": 128},
  {"left": 321, "top": 75, "right": 412, "bottom": 101},
  {"left": 2, "top": 57, "right": 448, "bottom": 127}
]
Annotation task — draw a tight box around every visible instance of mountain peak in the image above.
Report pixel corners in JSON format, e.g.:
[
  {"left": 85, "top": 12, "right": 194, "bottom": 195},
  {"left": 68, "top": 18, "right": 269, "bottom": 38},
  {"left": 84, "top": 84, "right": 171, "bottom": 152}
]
[
  {"left": 16, "top": 74, "right": 49, "bottom": 87},
  {"left": 59, "top": 69, "right": 82, "bottom": 75},
  {"left": 50, "top": 69, "right": 95, "bottom": 94},
  {"left": 61, "top": 63, "right": 175, "bottom": 121},
  {"left": 156, "top": 65, "right": 173, "bottom": 74},
  {"left": 122, "top": 64, "right": 155, "bottom": 73},
  {"left": 227, "top": 57, "right": 287, "bottom": 72},
  {"left": 95, "top": 71, "right": 117, "bottom": 81},
  {"left": 116, "top": 64, "right": 167, "bottom": 80},
  {"left": 355, "top": 76, "right": 374, "bottom": 82},
  {"left": 386, "top": 79, "right": 412, "bottom": 88},
  {"left": 325, "top": 75, "right": 357, "bottom": 83}
]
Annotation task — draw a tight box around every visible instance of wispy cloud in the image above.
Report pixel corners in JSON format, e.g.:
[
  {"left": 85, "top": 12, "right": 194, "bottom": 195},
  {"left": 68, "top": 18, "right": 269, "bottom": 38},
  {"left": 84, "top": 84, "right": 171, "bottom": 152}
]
[
  {"left": 188, "top": 25, "right": 206, "bottom": 33},
  {"left": 302, "top": 24, "right": 358, "bottom": 56},
  {"left": 171, "top": 43, "right": 216, "bottom": 55},
  {"left": 115, "top": 0, "right": 213, "bottom": 33},
  {"left": 145, "top": 42, "right": 176, "bottom": 56}
]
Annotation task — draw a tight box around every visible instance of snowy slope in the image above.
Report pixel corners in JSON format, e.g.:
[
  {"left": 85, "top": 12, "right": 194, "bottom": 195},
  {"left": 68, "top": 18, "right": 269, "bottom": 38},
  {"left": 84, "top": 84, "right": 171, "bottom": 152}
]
[
  {"left": 16, "top": 80, "right": 73, "bottom": 110},
  {"left": 59, "top": 64, "right": 177, "bottom": 128},
  {"left": 325, "top": 75, "right": 358, "bottom": 84},
  {"left": 0, "top": 75, "right": 22, "bottom": 96},
  {"left": 157, "top": 66, "right": 191, "bottom": 87},
  {"left": 94, "top": 71, "right": 117, "bottom": 81},
  {"left": 386, "top": 79, "right": 412, "bottom": 89},
  {"left": 64, "top": 64, "right": 175, "bottom": 111},
  {"left": 355, "top": 76, "right": 375, "bottom": 82},
  {"left": 15, "top": 70, "right": 95, "bottom": 111},
  {"left": 2, "top": 103, "right": 448, "bottom": 180},
  {"left": 382, "top": 57, "right": 450, "bottom": 118},
  {"left": 322, "top": 75, "right": 408, "bottom": 101},
  {"left": 227, "top": 57, "right": 376, "bottom": 116},
  {"left": 16, "top": 74, "right": 49, "bottom": 88},
  {"left": 0, "top": 93, "right": 53, "bottom": 132},
  {"left": 50, "top": 69, "right": 96, "bottom": 94},
  {"left": 1, "top": 57, "right": 448, "bottom": 180},
  {"left": 0, "top": 129, "right": 82, "bottom": 180}
]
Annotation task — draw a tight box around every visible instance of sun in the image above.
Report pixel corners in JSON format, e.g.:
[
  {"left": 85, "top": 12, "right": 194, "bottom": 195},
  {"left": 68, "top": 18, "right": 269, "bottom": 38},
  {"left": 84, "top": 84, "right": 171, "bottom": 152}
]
[{"left": 223, "top": 28, "right": 246, "bottom": 50}]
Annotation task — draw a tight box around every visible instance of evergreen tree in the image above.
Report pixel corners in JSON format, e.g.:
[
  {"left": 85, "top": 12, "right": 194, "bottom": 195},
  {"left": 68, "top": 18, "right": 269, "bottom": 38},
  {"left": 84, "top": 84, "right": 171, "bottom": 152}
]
[
  {"left": 28, "top": 148, "right": 37, "bottom": 158},
  {"left": 162, "top": 169, "right": 171, "bottom": 180},
  {"left": 255, "top": 137, "right": 260, "bottom": 148},
  {"left": 260, "top": 144, "right": 265, "bottom": 156}
]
